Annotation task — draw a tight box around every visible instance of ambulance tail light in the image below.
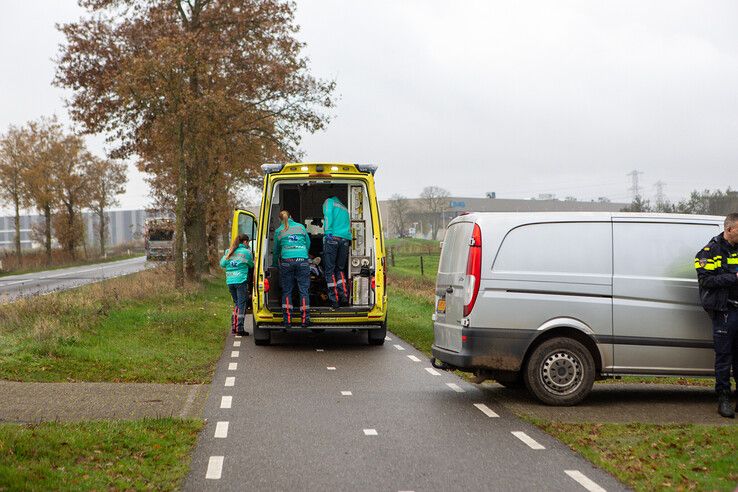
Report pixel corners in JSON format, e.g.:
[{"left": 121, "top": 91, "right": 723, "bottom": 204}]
[
  {"left": 263, "top": 278, "right": 270, "bottom": 293},
  {"left": 371, "top": 277, "right": 376, "bottom": 291},
  {"left": 463, "top": 223, "right": 482, "bottom": 317}
]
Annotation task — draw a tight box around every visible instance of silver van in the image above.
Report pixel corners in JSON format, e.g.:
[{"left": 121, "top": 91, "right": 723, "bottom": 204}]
[{"left": 431, "top": 212, "right": 721, "bottom": 405}]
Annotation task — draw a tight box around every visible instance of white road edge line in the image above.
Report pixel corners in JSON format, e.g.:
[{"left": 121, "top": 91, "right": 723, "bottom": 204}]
[
  {"left": 385, "top": 336, "right": 392, "bottom": 341},
  {"left": 473, "top": 403, "right": 499, "bottom": 418},
  {"left": 341, "top": 391, "right": 352, "bottom": 396},
  {"left": 407, "top": 355, "right": 421, "bottom": 362},
  {"left": 228, "top": 362, "right": 237, "bottom": 371},
  {"left": 425, "top": 367, "right": 441, "bottom": 376},
  {"left": 206, "top": 456, "right": 224, "bottom": 479},
  {"left": 564, "top": 470, "right": 607, "bottom": 492},
  {"left": 233, "top": 340, "right": 241, "bottom": 347},
  {"left": 220, "top": 396, "right": 232, "bottom": 409},
  {"left": 225, "top": 376, "right": 235, "bottom": 387},
  {"left": 231, "top": 351, "right": 239, "bottom": 358},
  {"left": 327, "top": 366, "right": 336, "bottom": 370},
  {"left": 316, "top": 349, "right": 324, "bottom": 352},
  {"left": 214, "top": 421, "right": 229, "bottom": 439},
  {"left": 363, "top": 429, "right": 378, "bottom": 436},
  {"left": 446, "top": 382, "right": 464, "bottom": 393},
  {"left": 393, "top": 344, "right": 405, "bottom": 351},
  {"left": 511, "top": 431, "right": 545, "bottom": 450}
]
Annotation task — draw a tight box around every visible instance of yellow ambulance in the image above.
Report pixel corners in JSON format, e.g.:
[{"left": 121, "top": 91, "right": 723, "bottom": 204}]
[{"left": 231, "top": 163, "right": 387, "bottom": 345}]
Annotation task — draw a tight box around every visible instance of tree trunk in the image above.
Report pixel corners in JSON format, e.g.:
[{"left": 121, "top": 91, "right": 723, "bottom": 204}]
[
  {"left": 174, "top": 122, "right": 186, "bottom": 290},
  {"left": 184, "top": 187, "right": 208, "bottom": 281},
  {"left": 66, "top": 201, "right": 77, "bottom": 260},
  {"left": 98, "top": 209, "right": 106, "bottom": 257},
  {"left": 13, "top": 197, "right": 21, "bottom": 268},
  {"left": 43, "top": 205, "right": 52, "bottom": 265}
]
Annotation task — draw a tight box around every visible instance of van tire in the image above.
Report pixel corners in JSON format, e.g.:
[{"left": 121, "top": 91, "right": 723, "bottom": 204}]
[
  {"left": 253, "top": 322, "right": 271, "bottom": 346},
  {"left": 368, "top": 323, "right": 387, "bottom": 346},
  {"left": 524, "top": 337, "right": 595, "bottom": 406}
]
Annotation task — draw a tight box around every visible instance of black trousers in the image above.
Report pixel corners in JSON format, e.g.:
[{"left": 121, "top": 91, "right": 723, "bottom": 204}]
[{"left": 711, "top": 309, "right": 738, "bottom": 394}]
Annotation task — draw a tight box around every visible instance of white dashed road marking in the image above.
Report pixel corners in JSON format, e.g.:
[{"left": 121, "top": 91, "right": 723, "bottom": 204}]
[
  {"left": 385, "top": 336, "right": 392, "bottom": 341},
  {"left": 363, "top": 429, "right": 378, "bottom": 436},
  {"left": 206, "top": 456, "right": 224, "bottom": 479},
  {"left": 327, "top": 366, "right": 336, "bottom": 371},
  {"left": 316, "top": 349, "right": 324, "bottom": 352},
  {"left": 511, "top": 431, "right": 545, "bottom": 450},
  {"left": 233, "top": 340, "right": 241, "bottom": 347},
  {"left": 214, "top": 421, "right": 229, "bottom": 438},
  {"left": 220, "top": 396, "right": 232, "bottom": 409},
  {"left": 407, "top": 355, "right": 420, "bottom": 362},
  {"left": 393, "top": 344, "right": 405, "bottom": 351},
  {"left": 228, "top": 362, "right": 237, "bottom": 371},
  {"left": 225, "top": 376, "right": 235, "bottom": 387},
  {"left": 446, "top": 383, "right": 464, "bottom": 393},
  {"left": 231, "top": 351, "right": 239, "bottom": 358},
  {"left": 565, "top": 470, "right": 607, "bottom": 492},
  {"left": 425, "top": 368, "right": 441, "bottom": 376},
  {"left": 341, "top": 391, "right": 352, "bottom": 396},
  {"left": 473, "top": 403, "right": 499, "bottom": 418}
]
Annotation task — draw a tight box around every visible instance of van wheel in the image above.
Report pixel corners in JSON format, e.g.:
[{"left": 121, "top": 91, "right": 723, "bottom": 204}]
[
  {"left": 368, "top": 322, "right": 387, "bottom": 346},
  {"left": 253, "top": 322, "right": 271, "bottom": 346},
  {"left": 524, "top": 337, "right": 595, "bottom": 406}
]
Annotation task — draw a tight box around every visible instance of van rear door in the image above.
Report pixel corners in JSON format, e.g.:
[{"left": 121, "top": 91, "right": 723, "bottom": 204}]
[{"left": 434, "top": 220, "right": 474, "bottom": 353}]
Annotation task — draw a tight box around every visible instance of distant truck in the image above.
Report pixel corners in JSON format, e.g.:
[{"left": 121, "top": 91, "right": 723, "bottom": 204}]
[{"left": 144, "top": 218, "right": 175, "bottom": 261}]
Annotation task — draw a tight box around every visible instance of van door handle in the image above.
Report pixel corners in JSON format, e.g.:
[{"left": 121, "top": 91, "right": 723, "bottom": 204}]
[{"left": 446, "top": 286, "right": 454, "bottom": 294}]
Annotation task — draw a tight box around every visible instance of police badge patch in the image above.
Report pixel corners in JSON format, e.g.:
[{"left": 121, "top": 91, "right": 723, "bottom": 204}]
[{"left": 699, "top": 259, "right": 707, "bottom": 267}]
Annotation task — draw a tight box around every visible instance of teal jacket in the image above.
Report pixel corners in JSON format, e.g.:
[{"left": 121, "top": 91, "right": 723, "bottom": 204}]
[
  {"left": 219, "top": 244, "right": 253, "bottom": 285},
  {"left": 323, "top": 197, "right": 353, "bottom": 240},
  {"left": 273, "top": 219, "right": 310, "bottom": 263}
]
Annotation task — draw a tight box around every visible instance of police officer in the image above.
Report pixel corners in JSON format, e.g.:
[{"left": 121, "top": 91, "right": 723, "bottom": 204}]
[
  {"left": 322, "top": 195, "right": 353, "bottom": 308},
  {"left": 695, "top": 213, "right": 738, "bottom": 418},
  {"left": 273, "top": 210, "right": 311, "bottom": 328}
]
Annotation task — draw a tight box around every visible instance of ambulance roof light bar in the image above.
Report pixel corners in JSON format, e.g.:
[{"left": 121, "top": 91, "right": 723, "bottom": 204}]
[
  {"left": 355, "top": 163, "right": 378, "bottom": 174},
  {"left": 261, "top": 163, "right": 285, "bottom": 174}
]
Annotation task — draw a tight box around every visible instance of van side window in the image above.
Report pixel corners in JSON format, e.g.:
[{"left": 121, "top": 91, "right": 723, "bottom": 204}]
[
  {"left": 493, "top": 222, "right": 611, "bottom": 275},
  {"left": 439, "top": 222, "right": 474, "bottom": 274},
  {"left": 613, "top": 222, "right": 719, "bottom": 279}
]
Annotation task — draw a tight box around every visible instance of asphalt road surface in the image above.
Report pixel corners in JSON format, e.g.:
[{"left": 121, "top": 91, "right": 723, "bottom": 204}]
[
  {"left": 185, "top": 326, "right": 626, "bottom": 491},
  {"left": 0, "top": 256, "right": 149, "bottom": 301}
]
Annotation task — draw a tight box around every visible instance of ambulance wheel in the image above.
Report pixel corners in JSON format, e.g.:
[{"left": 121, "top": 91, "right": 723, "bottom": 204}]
[
  {"left": 253, "top": 322, "right": 271, "bottom": 346},
  {"left": 368, "top": 322, "right": 387, "bottom": 346}
]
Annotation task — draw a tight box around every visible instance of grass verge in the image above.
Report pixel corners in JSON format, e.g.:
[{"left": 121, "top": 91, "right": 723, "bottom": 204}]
[
  {"left": 0, "top": 418, "right": 203, "bottom": 491},
  {"left": 528, "top": 419, "right": 738, "bottom": 491},
  {"left": 0, "top": 267, "right": 232, "bottom": 383}
]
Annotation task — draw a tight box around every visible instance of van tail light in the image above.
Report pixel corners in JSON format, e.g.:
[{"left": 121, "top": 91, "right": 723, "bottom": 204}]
[
  {"left": 264, "top": 278, "right": 270, "bottom": 293},
  {"left": 463, "top": 224, "right": 482, "bottom": 317}
]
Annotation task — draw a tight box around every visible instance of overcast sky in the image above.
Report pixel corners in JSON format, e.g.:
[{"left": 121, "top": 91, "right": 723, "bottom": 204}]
[{"left": 1, "top": 1, "right": 737, "bottom": 212}]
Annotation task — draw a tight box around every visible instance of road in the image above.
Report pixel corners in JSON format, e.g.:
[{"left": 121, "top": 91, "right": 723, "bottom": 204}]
[
  {"left": 0, "top": 256, "right": 149, "bottom": 301},
  {"left": 185, "top": 327, "right": 626, "bottom": 491}
]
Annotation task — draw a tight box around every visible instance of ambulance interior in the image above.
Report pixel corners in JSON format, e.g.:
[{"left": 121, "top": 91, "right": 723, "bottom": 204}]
[{"left": 264, "top": 180, "right": 376, "bottom": 311}]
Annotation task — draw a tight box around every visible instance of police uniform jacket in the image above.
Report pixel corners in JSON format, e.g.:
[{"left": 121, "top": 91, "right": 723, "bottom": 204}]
[{"left": 694, "top": 233, "right": 738, "bottom": 313}]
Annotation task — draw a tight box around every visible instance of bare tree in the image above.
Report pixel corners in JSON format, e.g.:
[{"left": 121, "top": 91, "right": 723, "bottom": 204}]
[
  {"left": 0, "top": 126, "right": 31, "bottom": 266},
  {"left": 86, "top": 157, "right": 128, "bottom": 256},
  {"left": 388, "top": 194, "right": 411, "bottom": 237},
  {"left": 419, "top": 186, "right": 450, "bottom": 240}
]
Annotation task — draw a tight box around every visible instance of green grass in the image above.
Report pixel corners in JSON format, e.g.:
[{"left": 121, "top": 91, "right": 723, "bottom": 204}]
[
  {"left": 0, "top": 418, "right": 203, "bottom": 491},
  {"left": 529, "top": 420, "right": 738, "bottom": 491},
  {"left": 0, "top": 269, "right": 233, "bottom": 383},
  {"left": 0, "top": 253, "right": 144, "bottom": 278},
  {"left": 389, "top": 290, "right": 434, "bottom": 356}
]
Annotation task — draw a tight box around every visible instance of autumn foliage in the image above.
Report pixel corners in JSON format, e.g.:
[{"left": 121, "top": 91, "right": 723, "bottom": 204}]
[{"left": 55, "top": 0, "right": 335, "bottom": 287}]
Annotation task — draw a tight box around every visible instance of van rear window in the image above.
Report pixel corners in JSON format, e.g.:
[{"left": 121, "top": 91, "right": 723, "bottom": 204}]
[{"left": 439, "top": 222, "right": 473, "bottom": 274}]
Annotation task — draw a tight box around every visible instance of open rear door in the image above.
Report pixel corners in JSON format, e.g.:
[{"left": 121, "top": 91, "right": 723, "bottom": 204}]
[{"left": 231, "top": 209, "right": 258, "bottom": 314}]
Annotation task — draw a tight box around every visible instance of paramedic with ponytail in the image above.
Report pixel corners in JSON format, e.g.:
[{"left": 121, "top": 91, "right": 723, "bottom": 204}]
[
  {"left": 220, "top": 234, "right": 254, "bottom": 336},
  {"left": 273, "top": 210, "right": 311, "bottom": 328}
]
